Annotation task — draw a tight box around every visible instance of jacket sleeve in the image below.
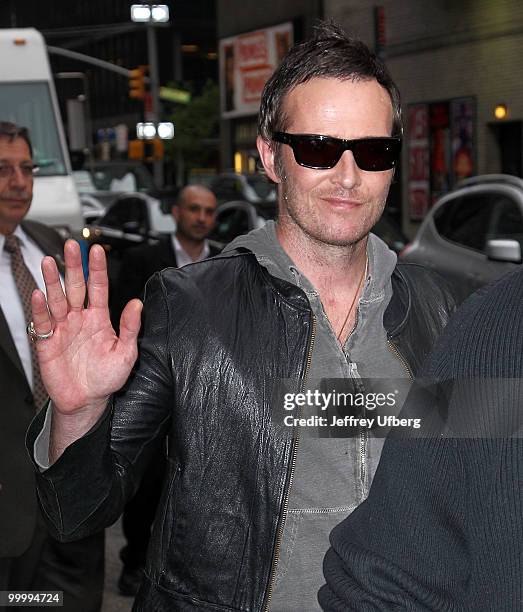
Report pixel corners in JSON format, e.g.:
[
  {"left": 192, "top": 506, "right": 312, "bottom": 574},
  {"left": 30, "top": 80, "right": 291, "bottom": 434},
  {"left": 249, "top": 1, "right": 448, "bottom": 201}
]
[{"left": 26, "top": 273, "right": 173, "bottom": 542}]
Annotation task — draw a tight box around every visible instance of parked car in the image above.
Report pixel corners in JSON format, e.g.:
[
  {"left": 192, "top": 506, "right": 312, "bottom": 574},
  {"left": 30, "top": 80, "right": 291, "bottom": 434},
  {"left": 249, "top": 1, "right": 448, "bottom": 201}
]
[
  {"left": 73, "top": 160, "right": 156, "bottom": 216},
  {"left": 210, "top": 200, "right": 267, "bottom": 245},
  {"left": 83, "top": 192, "right": 175, "bottom": 249},
  {"left": 83, "top": 192, "right": 175, "bottom": 285},
  {"left": 78, "top": 192, "right": 106, "bottom": 224},
  {"left": 209, "top": 172, "right": 277, "bottom": 207},
  {"left": 401, "top": 174, "right": 523, "bottom": 302}
]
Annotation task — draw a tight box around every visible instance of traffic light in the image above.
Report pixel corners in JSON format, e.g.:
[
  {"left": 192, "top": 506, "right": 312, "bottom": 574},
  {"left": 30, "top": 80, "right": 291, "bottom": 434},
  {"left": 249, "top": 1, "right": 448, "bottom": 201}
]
[
  {"left": 128, "top": 139, "right": 144, "bottom": 160},
  {"left": 128, "top": 65, "right": 147, "bottom": 100},
  {"left": 128, "top": 138, "right": 164, "bottom": 161},
  {"left": 144, "top": 138, "right": 164, "bottom": 161}
]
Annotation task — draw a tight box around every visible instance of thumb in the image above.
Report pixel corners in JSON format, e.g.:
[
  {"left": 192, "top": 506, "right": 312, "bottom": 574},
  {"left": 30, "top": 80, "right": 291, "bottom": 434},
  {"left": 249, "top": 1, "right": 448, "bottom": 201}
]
[{"left": 118, "top": 299, "right": 143, "bottom": 346}]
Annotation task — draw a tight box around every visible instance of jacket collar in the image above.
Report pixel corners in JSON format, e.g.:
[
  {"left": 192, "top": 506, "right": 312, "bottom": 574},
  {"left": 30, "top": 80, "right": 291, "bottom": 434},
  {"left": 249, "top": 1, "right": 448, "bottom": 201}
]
[
  {"left": 21, "top": 220, "right": 65, "bottom": 275},
  {"left": 384, "top": 266, "right": 411, "bottom": 337}
]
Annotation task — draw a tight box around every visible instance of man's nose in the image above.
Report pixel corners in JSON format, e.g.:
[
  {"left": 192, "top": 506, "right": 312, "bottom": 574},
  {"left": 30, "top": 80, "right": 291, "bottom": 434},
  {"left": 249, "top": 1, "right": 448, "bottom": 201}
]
[
  {"left": 9, "top": 166, "right": 28, "bottom": 188},
  {"left": 330, "top": 150, "right": 362, "bottom": 190}
]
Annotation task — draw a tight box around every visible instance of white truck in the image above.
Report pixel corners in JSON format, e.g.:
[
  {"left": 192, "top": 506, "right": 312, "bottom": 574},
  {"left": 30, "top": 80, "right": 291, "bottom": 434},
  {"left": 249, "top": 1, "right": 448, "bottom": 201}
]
[{"left": 0, "top": 28, "right": 83, "bottom": 235}]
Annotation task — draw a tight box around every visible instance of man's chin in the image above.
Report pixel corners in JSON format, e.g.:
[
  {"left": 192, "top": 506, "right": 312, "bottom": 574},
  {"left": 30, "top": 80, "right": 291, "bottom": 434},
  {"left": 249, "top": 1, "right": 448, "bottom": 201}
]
[
  {"left": 188, "top": 231, "right": 208, "bottom": 241},
  {"left": 0, "top": 203, "right": 31, "bottom": 223},
  {"left": 297, "top": 221, "right": 370, "bottom": 248}
]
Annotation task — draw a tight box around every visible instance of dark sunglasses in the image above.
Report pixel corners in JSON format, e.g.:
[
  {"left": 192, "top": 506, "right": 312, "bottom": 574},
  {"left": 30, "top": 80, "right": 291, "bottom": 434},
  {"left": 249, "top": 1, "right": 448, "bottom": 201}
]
[{"left": 272, "top": 132, "right": 401, "bottom": 171}]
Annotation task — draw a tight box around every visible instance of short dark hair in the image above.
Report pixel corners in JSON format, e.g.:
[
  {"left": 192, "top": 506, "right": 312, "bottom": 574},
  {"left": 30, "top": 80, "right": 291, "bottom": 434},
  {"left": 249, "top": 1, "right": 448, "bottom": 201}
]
[
  {"left": 0, "top": 121, "right": 33, "bottom": 156},
  {"left": 258, "top": 21, "right": 402, "bottom": 144}
]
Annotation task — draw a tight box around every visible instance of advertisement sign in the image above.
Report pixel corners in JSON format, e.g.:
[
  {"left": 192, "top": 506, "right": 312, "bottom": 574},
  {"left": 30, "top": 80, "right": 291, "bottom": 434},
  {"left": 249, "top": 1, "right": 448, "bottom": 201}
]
[
  {"left": 219, "top": 22, "right": 293, "bottom": 118},
  {"left": 450, "top": 97, "right": 475, "bottom": 183},
  {"left": 429, "top": 102, "right": 451, "bottom": 205},
  {"left": 407, "top": 104, "right": 430, "bottom": 220},
  {"left": 407, "top": 97, "right": 476, "bottom": 220}
]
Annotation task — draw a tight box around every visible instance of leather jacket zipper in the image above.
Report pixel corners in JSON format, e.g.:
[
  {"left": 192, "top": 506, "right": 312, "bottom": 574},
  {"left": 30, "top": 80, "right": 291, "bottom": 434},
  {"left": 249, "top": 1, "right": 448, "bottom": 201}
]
[
  {"left": 387, "top": 339, "right": 414, "bottom": 379},
  {"left": 263, "top": 314, "right": 316, "bottom": 612}
]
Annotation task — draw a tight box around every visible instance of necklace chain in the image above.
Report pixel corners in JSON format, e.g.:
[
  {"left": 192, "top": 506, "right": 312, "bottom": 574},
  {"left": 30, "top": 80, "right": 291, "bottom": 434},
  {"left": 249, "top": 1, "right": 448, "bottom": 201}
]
[{"left": 336, "top": 256, "right": 368, "bottom": 344}]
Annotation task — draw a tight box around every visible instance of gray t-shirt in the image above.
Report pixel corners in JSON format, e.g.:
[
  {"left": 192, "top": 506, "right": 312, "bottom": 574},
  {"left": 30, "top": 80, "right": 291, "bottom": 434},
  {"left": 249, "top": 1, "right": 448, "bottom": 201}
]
[{"left": 227, "top": 222, "right": 408, "bottom": 611}]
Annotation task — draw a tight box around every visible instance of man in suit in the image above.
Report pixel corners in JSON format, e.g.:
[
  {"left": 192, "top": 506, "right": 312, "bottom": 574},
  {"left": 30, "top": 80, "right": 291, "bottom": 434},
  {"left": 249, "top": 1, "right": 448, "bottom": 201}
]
[
  {"left": 114, "top": 184, "right": 219, "bottom": 316},
  {"left": 113, "top": 183, "right": 219, "bottom": 596},
  {"left": 0, "top": 121, "right": 104, "bottom": 611}
]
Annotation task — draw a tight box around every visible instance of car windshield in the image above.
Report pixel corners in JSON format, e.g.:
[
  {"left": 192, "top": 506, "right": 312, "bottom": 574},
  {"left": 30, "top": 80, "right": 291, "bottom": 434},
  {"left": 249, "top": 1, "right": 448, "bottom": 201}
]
[
  {"left": 246, "top": 175, "right": 275, "bottom": 199},
  {"left": 88, "top": 164, "right": 154, "bottom": 193},
  {"left": 0, "top": 82, "right": 67, "bottom": 176}
]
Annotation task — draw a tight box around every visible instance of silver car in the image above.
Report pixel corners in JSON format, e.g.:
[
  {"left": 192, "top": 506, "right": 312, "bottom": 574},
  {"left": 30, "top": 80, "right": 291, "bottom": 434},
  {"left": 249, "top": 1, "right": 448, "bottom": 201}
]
[{"left": 401, "top": 175, "right": 523, "bottom": 303}]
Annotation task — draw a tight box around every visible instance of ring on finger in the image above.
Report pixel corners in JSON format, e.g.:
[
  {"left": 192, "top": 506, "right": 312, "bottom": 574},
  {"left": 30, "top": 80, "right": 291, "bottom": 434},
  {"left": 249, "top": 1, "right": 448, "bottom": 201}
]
[{"left": 26, "top": 321, "right": 54, "bottom": 343}]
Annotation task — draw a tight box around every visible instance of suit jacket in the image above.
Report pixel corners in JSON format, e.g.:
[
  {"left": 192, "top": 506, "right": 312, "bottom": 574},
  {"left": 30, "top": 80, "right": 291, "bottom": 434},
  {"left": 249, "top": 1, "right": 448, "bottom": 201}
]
[
  {"left": 111, "top": 235, "right": 221, "bottom": 326},
  {"left": 0, "top": 220, "right": 64, "bottom": 558}
]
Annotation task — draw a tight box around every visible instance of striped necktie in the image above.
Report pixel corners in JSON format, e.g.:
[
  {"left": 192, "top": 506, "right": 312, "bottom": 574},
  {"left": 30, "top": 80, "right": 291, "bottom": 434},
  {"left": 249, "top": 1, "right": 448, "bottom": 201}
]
[{"left": 4, "top": 234, "right": 48, "bottom": 410}]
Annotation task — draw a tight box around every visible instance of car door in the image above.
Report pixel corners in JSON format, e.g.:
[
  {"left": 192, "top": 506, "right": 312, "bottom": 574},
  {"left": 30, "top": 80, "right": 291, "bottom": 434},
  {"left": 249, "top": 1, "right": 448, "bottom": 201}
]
[{"left": 429, "top": 186, "right": 522, "bottom": 298}]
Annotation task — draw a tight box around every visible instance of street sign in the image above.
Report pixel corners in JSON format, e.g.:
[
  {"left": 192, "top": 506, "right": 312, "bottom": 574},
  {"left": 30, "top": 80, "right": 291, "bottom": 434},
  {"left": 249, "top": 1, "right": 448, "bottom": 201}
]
[{"left": 159, "top": 86, "right": 191, "bottom": 104}]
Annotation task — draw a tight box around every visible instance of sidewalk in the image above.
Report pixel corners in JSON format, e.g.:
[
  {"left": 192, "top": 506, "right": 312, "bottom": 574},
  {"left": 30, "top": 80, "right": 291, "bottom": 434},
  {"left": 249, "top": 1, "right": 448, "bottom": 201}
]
[{"left": 101, "top": 520, "right": 133, "bottom": 612}]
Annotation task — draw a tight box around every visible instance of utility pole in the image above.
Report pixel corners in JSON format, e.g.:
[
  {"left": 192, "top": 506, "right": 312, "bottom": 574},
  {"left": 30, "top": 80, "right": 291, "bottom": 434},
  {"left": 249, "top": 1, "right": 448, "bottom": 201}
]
[
  {"left": 147, "top": 23, "right": 163, "bottom": 188},
  {"left": 130, "top": 3, "right": 170, "bottom": 190}
]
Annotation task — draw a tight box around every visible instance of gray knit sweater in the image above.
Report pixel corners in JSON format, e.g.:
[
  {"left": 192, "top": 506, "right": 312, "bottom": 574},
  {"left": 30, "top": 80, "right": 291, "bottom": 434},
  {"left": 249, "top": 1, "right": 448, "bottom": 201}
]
[{"left": 319, "top": 267, "right": 523, "bottom": 611}]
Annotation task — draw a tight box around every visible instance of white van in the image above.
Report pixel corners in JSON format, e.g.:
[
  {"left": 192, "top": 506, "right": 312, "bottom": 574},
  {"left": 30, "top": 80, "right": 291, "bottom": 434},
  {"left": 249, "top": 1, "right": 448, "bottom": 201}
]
[{"left": 0, "top": 28, "right": 83, "bottom": 235}]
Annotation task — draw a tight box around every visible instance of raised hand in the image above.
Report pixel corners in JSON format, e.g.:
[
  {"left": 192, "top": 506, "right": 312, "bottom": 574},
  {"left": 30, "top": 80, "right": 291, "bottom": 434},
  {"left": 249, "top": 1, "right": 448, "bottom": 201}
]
[{"left": 31, "top": 239, "right": 142, "bottom": 416}]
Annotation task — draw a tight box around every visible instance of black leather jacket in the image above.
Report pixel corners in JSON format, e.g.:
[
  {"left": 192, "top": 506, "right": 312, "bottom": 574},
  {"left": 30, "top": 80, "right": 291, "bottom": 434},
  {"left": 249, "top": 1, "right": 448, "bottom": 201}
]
[{"left": 28, "top": 249, "right": 456, "bottom": 612}]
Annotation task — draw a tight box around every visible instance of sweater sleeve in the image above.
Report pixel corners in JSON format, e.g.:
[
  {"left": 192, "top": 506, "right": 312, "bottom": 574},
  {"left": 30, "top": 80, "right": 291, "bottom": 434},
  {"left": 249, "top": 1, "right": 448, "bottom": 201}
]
[
  {"left": 318, "top": 435, "right": 467, "bottom": 612},
  {"left": 319, "top": 269, "right": 523, "bottom": 611}
]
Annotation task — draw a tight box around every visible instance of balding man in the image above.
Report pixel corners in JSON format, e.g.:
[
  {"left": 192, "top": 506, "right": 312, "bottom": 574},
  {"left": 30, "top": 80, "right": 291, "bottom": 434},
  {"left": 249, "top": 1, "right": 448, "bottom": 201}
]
[
  {"left": 115, "top": 185, "right": 219, "bottom": 310},
  {"left": 113, "top": 184, "right": 219, "bottom": 595}
]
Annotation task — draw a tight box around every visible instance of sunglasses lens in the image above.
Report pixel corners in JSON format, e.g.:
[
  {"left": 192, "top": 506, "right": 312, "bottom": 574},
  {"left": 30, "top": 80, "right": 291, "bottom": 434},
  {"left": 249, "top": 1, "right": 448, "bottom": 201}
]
[
  {"left": 275, "top": 132, "right": 401, "bottom": 171},
  {"left": 353, "top": 139, "right": 399, "bottom": 171},
  {"left": 294, "top": 137, "right": 342, "bottom": 169}
]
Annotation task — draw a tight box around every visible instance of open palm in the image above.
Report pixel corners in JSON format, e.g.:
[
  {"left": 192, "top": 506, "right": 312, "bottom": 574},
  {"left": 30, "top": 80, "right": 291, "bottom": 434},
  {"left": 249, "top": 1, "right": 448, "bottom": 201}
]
[{"left": 31, "top": 240, "right": 142, "bottom": 414}]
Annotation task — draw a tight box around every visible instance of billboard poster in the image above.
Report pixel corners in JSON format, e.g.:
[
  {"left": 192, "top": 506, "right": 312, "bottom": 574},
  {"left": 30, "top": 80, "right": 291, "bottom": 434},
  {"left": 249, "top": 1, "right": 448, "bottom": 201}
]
[
  {"left": 407, "top": 104, "right": 430, "bottom": 220},
  {"left": 219, "top": 22, "right": 293, "bottom": 118},
  {"left": 429, "top": 102, "right": 451, "bottom": 206},
  {"left": 450, "top": 97, "right": 475, "bottom": 183}
]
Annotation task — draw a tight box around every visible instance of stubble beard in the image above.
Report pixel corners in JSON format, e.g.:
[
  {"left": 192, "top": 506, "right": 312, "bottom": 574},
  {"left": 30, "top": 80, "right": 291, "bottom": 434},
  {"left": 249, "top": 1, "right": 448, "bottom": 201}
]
[{"left": 279, "top": 173, "right": 387, "bottom": 249}]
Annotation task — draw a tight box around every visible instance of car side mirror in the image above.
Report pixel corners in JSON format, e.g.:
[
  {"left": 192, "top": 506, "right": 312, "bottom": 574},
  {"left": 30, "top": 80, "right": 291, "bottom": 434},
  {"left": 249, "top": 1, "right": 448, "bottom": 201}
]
[{"left": 486, "top": 239, "right": 522, "bottom": 263}]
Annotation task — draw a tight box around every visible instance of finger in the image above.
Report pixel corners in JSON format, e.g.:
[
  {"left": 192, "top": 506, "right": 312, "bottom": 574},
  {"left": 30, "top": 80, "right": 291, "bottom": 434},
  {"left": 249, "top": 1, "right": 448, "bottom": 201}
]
[
  {"left": 41, "top": 256, "right": 68, "bottom": 322},
  {"left": 87, "top": 244, "right": 109, "bottom": 309},
  {"left": 31, "top": 289, "right": 52, "bottom": 334},
  {"left": 64, "top": 239, "right": 86, "bottom": 311},
  {"left": 118, "top": 299, "right": 143, "bottom": 349}
]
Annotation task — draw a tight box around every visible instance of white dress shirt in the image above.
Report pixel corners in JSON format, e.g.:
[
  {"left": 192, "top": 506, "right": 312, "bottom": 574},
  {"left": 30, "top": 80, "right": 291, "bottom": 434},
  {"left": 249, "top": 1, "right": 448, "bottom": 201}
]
[
  {"left": 172, "top": 235, "right": 210, "bottom": 268},
  {"left": 0, "top": 226, "right": 48, "bottom": 389}
]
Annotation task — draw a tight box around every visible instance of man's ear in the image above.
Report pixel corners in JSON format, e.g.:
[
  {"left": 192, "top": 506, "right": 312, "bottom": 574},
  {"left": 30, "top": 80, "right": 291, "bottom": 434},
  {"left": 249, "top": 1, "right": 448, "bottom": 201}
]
[
  {"left": 256, "top": 135, "right": 280, "bottom": 184},
  {"left": 171, "top": 205, "right": 180, "bottom": 222}
]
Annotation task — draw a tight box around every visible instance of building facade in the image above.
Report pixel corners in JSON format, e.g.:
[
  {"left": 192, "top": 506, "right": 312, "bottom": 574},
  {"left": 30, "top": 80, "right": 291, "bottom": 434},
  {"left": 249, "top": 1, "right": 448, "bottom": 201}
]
[
  {"left": 325, "top": 0, "right": 523, "bottom": 235},
  {"left": 217, "top": 0, "right": 323, "bottom": 173}
]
